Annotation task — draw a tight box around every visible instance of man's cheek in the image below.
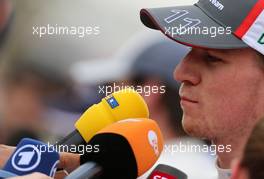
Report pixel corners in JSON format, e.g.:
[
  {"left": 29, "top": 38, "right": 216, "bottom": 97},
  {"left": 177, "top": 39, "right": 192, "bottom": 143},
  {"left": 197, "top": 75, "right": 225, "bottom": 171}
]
[{"left": 202, "top": 93, "right": 228, "bottom": 120}]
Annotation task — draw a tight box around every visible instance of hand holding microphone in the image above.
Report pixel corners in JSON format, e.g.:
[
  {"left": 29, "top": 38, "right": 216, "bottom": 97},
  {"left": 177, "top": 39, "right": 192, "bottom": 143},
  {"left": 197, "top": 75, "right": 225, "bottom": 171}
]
[
  {"left": 0, "top": 145, "right": 15, "bottom": 168},
  {"left": 0, "top": 138, "right": 59, "bottom": 178},
  {"left": 0, "top": 143, "right": 80, "bottom": 178}
]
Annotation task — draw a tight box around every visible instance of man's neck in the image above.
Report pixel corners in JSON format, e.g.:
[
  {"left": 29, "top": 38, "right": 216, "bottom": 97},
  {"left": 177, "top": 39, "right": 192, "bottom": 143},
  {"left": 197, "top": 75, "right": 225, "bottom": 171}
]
[{"left": 213, "top": 132, "right": 251, "bottom": 169}]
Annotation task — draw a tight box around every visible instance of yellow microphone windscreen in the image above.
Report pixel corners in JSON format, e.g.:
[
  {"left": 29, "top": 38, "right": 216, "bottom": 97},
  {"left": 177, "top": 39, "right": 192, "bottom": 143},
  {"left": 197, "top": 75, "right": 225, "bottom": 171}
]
[{"left": 75, "top": 88, "right": 149, "bottom": 142}]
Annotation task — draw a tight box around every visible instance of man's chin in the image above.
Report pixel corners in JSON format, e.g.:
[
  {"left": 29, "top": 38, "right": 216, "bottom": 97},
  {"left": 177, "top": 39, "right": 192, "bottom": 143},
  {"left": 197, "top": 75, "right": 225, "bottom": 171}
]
[{"left": 182, "top": 116, "right": 209, "bottom": 138}]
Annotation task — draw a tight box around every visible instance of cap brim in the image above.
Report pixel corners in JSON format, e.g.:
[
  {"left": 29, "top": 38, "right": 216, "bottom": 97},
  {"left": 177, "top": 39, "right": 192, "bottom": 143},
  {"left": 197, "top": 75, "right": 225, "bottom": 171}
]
[{"left": 140, "top": 5, "right": 248, "bottom": 49}]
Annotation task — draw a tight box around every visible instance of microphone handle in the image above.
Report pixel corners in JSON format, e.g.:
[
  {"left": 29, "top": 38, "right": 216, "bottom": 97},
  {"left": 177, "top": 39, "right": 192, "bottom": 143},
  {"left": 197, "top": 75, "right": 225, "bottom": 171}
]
[
  {"left": 65, "top": 162, "right": 102, "bottom": 179},
  {"left": 55, "top": 130, "right": 86, "bottom": 172},
  {"left": 57, "top": 129, "right": 86, "bottom": 147}
]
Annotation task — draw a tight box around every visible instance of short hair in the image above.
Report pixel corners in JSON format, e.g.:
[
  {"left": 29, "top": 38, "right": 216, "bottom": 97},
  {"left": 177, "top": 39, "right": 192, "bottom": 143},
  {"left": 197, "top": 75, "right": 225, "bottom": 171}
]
[
  {"left": 240, "top": 117, "right": 264, "bottom": 179},
  {"left": 254, "top": 51, "right": 264, "bottom": 69},
  {"left": 257, "top": 51, "right": 264, "bottom": 61},
  {"left": 261, "top": 53, "right": 264, "bottom": 61}
]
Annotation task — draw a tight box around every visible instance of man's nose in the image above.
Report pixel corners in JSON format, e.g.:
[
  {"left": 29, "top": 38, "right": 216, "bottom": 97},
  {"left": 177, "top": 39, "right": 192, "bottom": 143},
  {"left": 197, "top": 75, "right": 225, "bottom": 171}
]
[{"left": 173, "top": 50, "right": 201, "bottom": 85}]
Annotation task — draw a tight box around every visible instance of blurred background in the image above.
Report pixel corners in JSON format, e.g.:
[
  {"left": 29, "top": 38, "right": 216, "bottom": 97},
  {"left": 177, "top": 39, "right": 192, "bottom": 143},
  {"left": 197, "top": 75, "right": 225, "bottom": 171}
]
[{"left": 0, "top": 0, "right": 196, "bottom": 145}]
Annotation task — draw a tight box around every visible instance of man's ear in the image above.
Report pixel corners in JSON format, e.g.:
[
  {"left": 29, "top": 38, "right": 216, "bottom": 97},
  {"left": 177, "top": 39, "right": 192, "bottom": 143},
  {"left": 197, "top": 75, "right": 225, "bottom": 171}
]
[{"left": 231, "top": 159, "right": 249, "bottom": 179}]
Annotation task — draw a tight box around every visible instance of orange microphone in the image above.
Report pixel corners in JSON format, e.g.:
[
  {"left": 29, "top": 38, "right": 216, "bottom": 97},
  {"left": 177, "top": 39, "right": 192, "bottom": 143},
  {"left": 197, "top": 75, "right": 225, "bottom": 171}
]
[{"left": 69, "top": 118, "right": 164, "bottom": 179}]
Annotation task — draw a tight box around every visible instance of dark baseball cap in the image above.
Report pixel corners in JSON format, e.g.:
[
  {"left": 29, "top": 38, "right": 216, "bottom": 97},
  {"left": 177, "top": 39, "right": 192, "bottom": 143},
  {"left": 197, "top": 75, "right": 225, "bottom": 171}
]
[{"left": 140, "top": 0, "right": 264, "bottom": 55}]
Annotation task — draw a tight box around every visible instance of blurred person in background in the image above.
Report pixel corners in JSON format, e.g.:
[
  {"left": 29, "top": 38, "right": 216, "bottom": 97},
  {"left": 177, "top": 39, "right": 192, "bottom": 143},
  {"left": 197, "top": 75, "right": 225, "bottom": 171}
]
[
  {"left": 0, "top": 1, "right": 53, "bottom": 178},
  {"left": 0, "top": 0, "right": 96, "bottom": 145},
  {"left": 71, "top": 31, "right": 189, "bottom": 140},
  {"left": 0, "top": 52, "right": 73, "bottom": 145},
  {"left": 0, "top": 0, "right": 12, "bottom": 49},
  {"left": 0, "top": 0, "right": 15, "bottom": 143},
  {"left": 231, "top": 117, "right": 264, "bottom": 179},
  {"left": 128, "top": 37, "right": 188, "bottom": 140},
  {"left": 0, "top": 0, "right": 13, "bottom": 127},
  {"left": 0, "top": 2, "right": 96, "bottom": 171}
]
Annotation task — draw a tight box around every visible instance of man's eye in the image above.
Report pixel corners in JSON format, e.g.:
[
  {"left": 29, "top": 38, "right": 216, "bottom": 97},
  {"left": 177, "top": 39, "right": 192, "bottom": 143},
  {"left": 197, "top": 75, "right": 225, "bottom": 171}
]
[{"left": 206, "top": 54, "right": 223, "bottom": 63}]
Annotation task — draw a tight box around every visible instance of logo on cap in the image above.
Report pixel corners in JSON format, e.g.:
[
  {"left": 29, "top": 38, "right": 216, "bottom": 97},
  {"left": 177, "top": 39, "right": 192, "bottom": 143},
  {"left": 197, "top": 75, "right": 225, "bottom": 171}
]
[
  {"left": 258, "top": 33, "right": 264, "bottom": 44},
  {"left": 11, "top": 145, "right": 41, "bottom": 172},
  {"left": 209, "top": 0, "right": 224, "bottom": 11}
]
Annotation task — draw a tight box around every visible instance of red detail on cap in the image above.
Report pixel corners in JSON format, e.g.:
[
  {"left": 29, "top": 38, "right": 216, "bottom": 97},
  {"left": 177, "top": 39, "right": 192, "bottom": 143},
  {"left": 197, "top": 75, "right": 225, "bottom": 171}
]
[
  {"left": 235, "top": 0, "right": 264, "bottom": 38},
  {"left": 149, "top": 171, "right": 178, "bottom": 179}
]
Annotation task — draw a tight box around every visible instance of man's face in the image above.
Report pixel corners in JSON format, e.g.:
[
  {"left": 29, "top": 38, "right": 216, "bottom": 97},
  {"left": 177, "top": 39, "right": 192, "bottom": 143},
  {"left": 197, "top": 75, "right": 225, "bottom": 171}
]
[{"left": 174, "top": 48, "right": 264, "bottom": 139}]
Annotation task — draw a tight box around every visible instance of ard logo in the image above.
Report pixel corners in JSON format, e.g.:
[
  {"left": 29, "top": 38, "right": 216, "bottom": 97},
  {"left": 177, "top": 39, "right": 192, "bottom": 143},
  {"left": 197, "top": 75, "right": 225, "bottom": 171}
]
[{"left": 258, "top": 33, "right": 264, "bottom": 45}]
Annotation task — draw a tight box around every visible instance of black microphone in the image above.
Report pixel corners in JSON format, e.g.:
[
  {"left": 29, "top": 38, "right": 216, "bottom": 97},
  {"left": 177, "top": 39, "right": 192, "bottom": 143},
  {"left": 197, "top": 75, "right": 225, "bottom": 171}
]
[
  {"left": 147, "top": 164, "right": 188, "bottom": 179},
  {"left": 65, "top": 162, "right": 102, "bottom": 179}
]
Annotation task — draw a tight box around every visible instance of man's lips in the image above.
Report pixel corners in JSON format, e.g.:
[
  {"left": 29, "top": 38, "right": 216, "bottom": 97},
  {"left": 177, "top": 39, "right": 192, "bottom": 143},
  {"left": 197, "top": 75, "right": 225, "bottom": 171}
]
[{"left": 180, "top": 96, "right": 198, "bottom": 103}]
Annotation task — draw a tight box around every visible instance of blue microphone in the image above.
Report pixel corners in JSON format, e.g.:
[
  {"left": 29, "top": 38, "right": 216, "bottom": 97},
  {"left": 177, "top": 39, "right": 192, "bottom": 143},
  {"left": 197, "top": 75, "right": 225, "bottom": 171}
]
[{"left": 1, "top": 138, "right": 59, "bottom": 178}]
